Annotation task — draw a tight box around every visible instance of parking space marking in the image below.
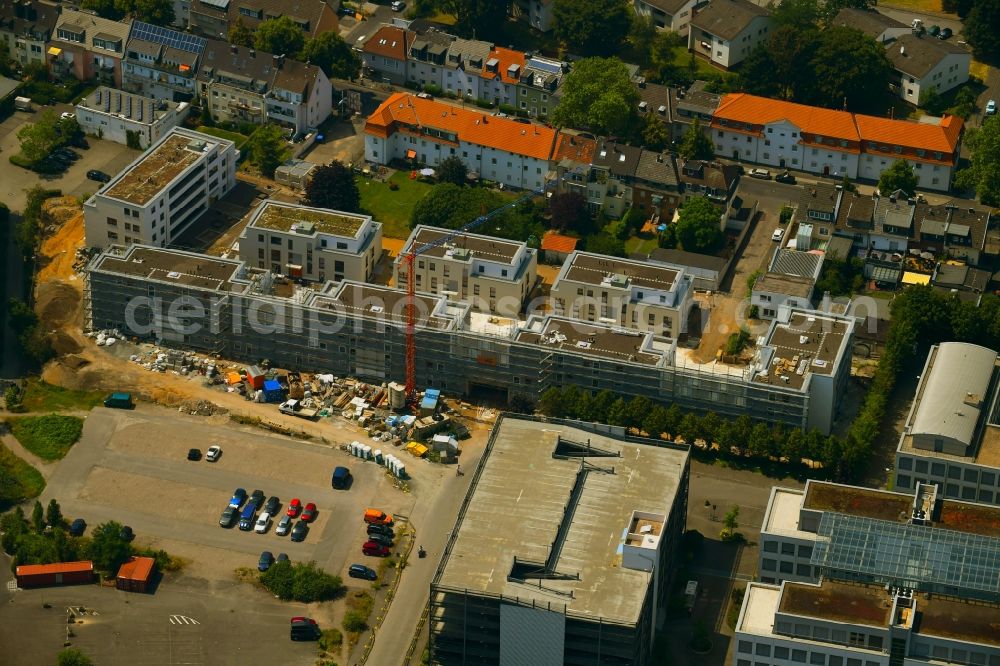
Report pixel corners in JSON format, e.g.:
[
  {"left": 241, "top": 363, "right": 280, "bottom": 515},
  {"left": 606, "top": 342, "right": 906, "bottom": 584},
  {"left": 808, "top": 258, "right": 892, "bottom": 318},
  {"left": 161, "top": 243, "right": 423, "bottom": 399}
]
[
  {"left": 5, "top": 580, "right": 16, "bottom": 592},
  {"left": 168, "top": 615, "right": 200, "bottom": 625}
]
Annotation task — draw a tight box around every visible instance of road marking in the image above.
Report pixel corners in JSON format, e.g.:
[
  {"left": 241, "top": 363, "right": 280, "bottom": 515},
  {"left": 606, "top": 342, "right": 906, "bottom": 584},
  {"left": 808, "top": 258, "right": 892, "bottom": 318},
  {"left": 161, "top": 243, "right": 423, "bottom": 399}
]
[
  {"left": 6, "top": 580, "right": 17, "bottom": 592},
  {"left": 169, "top": 614, "right": 200, "bottom": 625}
]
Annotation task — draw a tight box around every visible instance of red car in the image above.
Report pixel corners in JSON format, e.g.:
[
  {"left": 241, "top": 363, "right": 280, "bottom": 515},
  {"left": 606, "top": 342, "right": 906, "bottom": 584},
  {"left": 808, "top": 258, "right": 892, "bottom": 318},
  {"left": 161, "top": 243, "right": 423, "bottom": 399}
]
[
  {"left": 287, "top": 499, "right": 302, "bottom": 517},
  {"left": 363, "top": 541, "right": 390, "bottom": 557},
  {"left": 301, "top": 502, "right": 317, "bottom": 522}
]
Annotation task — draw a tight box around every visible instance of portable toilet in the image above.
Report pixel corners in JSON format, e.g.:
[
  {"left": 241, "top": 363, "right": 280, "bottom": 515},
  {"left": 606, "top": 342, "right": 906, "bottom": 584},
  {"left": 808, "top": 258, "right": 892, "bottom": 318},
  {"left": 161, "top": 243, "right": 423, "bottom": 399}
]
[
  {"left": 373, "top": 449, "right": 383, "bottom": 464},
  {"left": 396, "top": 463, "right": 406, "bottom": 479},
  {"left": 361, "top": 444, "right": 371, "bottom": 460}
]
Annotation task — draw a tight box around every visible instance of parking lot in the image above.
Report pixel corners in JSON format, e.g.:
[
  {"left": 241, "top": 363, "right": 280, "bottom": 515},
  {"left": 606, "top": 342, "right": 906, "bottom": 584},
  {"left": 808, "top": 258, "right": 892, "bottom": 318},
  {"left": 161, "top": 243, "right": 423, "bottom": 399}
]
[{"left": 0, "top": 104, "right": 140, "bottom": 211}]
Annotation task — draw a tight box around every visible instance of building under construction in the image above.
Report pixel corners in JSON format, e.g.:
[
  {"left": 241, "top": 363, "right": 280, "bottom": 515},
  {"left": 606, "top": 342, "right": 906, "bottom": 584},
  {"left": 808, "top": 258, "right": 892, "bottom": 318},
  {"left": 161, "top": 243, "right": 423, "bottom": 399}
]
[
  {"left": 428, "top": 415, "right": 690, "bottom": 665},
  {"left": 85, "top": 244, "right": 856, "bottom": 432}
]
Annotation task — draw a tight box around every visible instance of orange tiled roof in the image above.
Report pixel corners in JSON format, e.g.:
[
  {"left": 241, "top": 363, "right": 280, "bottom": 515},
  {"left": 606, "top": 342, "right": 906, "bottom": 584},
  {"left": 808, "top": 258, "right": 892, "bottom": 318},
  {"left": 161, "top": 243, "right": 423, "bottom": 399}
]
[
  {"left": 363, "top": 26, "right": 411, "bottom": 61},
  {"left": 542, "top": 231, "right": 579, "bottom": 254},
  {"left": 854, "top": 113, "right": 962, "bottom": 154},
  {"left": 365, "top": 93, "right": 558, "bottom": 161},
  {"left": 552, "top": 133, "right": 596, "bottom": 164},
  {"left": 714, "top": 93, "right": 859, "bottom": 141},
  {"left": 16, "top": 561, "right": 93, "bottom": 576},
  {"left": 482, "top": 47, "right": 526, "bottom": 85}
]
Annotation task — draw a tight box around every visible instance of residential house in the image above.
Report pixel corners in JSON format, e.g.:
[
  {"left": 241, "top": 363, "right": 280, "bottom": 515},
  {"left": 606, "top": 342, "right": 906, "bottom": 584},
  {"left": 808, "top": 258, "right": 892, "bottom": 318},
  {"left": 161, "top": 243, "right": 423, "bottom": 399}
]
[
  {"left": 364, "top": 93, "right": 558, "bottom": 191},
  {"left": 188, "top": 0, "right": 338, "bottom": 43},
  {"left": 510, "top": 0, "right": 554, "bottom": 31},
  {"left": 587, "top": 139, "right": 642, "bottom": 218},
  {"left": 639, "top": 247, "right": 728, "bottom": 291},
  {"left": 76, "top": 87, "right": 190, "bottom": 148},
  {"left": 751, "top": 248, "right": 823, "bottom": 319},
  {"left": 669, "top": 80, "right": 721, "bottom": 140},
  {"left": 479, "top": 46, "right": 524, "bottom": 107},
  {"left": 197, "top": 40, "right": 331, "bottom": 135},
  {"left": 633, "top": 149, "right": 681, "bottom": 223},
  {"left": 915, "top": 200, "right": 991, "bottom": 265},
  {"left": 637, "top": 80, "right": 673, "bottom": 134},
  {"left": 688, "top": 0, "right": 773, "bottom": 69},
  {"left": 0, "top": 0, "right": 57, "bottom": 68},
  {"left": 888, "top": 33, "right": 971, "bottom": 105},
  {"left": 406, "top": 28, "right": 451, "bottom": 91},
  {"left": 540, "top": 231, "right": 578, "bottom": 264},
  {"left": 931, "top": 262, "right": 989, "bottom": 296},
  {"left": 394, "top": 226, "right": 537, "bottom": 317},
  {"left": 361, "top": 25, "right": 411, "bottom": 85},
  {"left": 830, "top": 7, "right": 909, "bottom": 44},
  {"left": 50, "top": 9, "right": 132, "bottom": 87},
  {"left": 550, "top": 131, "right": 597, "bottom": 200},
  {"left": 122, "top": 21, "right": 204, "bottom": 102},
  {"left": 678, "top": 160, "right": 739, "bottom": 203},
  {"left": 516, "top": 55, "right": 564, "bottom": 118},
  {"left": 634, "top": 0, "right": 706, "bottom": 34},
  {"left": 789, "top": 182, "right": 842, "bottom": 251},
  {"left": 441, "top": 36, "right": 490, "bottom": 100},
  {"left": 711, "top": 92, "right": 963, "bottom": 191}
]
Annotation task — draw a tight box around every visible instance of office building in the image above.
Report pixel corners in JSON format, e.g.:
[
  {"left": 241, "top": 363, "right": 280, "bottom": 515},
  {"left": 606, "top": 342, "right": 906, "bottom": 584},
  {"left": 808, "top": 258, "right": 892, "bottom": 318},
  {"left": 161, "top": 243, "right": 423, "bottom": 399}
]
[{"left": 75, "top": 87, "right": 190, "bottom": 149}]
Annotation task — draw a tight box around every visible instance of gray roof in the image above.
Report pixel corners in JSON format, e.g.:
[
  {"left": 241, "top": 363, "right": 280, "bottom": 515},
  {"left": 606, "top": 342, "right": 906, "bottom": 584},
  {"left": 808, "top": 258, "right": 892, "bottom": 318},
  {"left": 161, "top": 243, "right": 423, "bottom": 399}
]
[
  {"left": 593, "top": 140, "right": 642, "bottom": 178},
  {"left": 197, "top": 38, "right": 318, "bottom": 95},
  {"left": 769, "top": 248, "right": 823, "bottom": 279},
  {"left": 0, "top": 0, "right": 59, "bottom": 40},
  {"left": 644, "top": 247, "right": 727, "bottom": 272},
  {"left": 675, "top": 80, "right": 722, "bottom": 116},
  {"left": 909, "top": 342, "right": 997, "bottom": 449},
  {"left": 831, "top": 8, "right": 906, "bottom": 39},
  {"left": 445, "top": 36, "right": 492, "bottom": 70},
  {"left": 637, "top": 82, "right": 671, "bottom": 118},
  {"left": 640, "top": 0, "right": 699, "bottom": 15},
  {"left": 53, "top": 9, "right": 132, "bottom": 50},
  {"left": 691, "top": 0, "right": 770, "bottom": 41},
  {"left": 635, "top": 150, "right": 678, "bottom": 188},
  {"left": 679, "top": 160, "right": 739, "bottom": 193},
  {"left": 889, "top": 33, "right": 970, "bottom": 79},
  {"left": 754, "top": 272, "right": 815, "bottom": 298},
  {"left": 76, "top": 86, "right": 182, "bottom": 124}
]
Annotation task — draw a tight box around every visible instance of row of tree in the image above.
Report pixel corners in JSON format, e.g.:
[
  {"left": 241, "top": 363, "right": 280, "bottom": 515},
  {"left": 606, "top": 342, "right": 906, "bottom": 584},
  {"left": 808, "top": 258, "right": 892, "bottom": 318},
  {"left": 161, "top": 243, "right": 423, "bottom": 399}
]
[{"left": 228, "top": 17, "right": 361, "bottom": 81}]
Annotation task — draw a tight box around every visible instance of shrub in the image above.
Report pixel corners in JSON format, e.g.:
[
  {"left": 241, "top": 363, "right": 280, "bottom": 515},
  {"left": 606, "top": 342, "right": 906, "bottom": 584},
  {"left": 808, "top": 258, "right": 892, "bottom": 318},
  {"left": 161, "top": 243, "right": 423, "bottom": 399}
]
[
  {"left": 259, "top": 560, "right": 343, "bottom": 602},
  {"left": 342, "top": 610, "right": 367, "bottom": 633},
  {"left": 319, "top": 628, "right": 343, "bottom": 652},
  {"left": 9, "top": 415, "right": 84, "bottom": 461}
]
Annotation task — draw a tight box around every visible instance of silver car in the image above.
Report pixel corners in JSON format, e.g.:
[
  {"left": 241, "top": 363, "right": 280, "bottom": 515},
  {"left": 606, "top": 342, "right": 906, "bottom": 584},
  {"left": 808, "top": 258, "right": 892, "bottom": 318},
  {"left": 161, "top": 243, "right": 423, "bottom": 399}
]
[{"left": 276, "top": 514, "right": 292, "bottom": 536}]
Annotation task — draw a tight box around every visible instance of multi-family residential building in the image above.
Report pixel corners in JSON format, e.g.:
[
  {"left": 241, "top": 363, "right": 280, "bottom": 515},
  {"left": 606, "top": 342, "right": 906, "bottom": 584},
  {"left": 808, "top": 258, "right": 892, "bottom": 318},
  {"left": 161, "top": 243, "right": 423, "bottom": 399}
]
[
  {"left": 237, "top": 202, "right": 382, "bottom": 283},
  {"left": 633, "top": 149, "right": 681, "bottom": 223},
  {"left": 587, "top": 139, "right": 642, "bottom": 218},
  {"left": 121, "top": 21, "right": 204, "bottom": 102},
  {"left": 50, "top": 9, "right": 132, "bottom": 87},
  {"left": 637, "top": 79, "right": 722, "bottom": 142},
  {"left": 550, "top": 131, "right": 597, "bottom": 200},
  {"left": 831, "top": 7, "right": 909, "bottom": 44},
  {"left": 711, "top": 93, "right": 964, "bottom": 191},
  {"left": 894, "top": 342, "right": 1000, "bottom": 507},
  {"left": 744, "top": 478, "right": 1000, "bottom": 666},
  {"left": 639, "top": 247, "right": 728, "bottom": 291},
  {"left": 197, "top": 39, "right": 331, "bottom": 134},
  {"left": 479, "top": 46, "right": 524, "bottom": 107},
  {"left": 516, "top": 55, "right": 565, "bottom": 118},
  {"left": 0, "top": 0, "right": 57, "bottom": 68},
  {"left": 888, "top": 33, "right": 971, "bottom": 105},
  {"left": 634, "top": 0, "right": 706, "bottom": 34},
  {"left": 83, "top": 127, "right": 237, "bottom": 249},
  {"left": 677, "top": 159, "right": 739, "bottom": 203},
  {"left": 510, "top": 0, "right": 554, "bottom": 31},
  {"left": 688, "top": 0, "right": 773, "bottom": 69},
  {"left": 551, "top": 251, "right": 694, "bottom": 337},
  {"left": 441, "top": 36, "right": 489, "bottom": 99},
  {"left": 361, "top": 24, "right": 411, "bottom": 86},
  {"left": 430, "top": 415, "right": 690, "bottom": 666},
  {"left": 364, "top": 93, "right": 558, "bottom": 191},
  {"left": 187, "top": 0, "right": 338, "bottom": 43},
  {"left": 405, "top": 28, "right": 450, "bottom": 90},
  {"left": 393, "top": 226, "right": 537, "bottom": 317},
  {"left": 751, "top": 248, "right": 822, "bottom": 320},
  {"left": 75, "top": 87, "right": 190, "bottom": 148}
]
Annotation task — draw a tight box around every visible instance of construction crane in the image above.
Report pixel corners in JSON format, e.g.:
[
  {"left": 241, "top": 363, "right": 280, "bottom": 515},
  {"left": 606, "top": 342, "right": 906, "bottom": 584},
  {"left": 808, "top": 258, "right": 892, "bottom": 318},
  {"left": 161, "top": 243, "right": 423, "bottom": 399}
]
[{"left": 402, "top": 176, "right": 563, "bottom": 399}]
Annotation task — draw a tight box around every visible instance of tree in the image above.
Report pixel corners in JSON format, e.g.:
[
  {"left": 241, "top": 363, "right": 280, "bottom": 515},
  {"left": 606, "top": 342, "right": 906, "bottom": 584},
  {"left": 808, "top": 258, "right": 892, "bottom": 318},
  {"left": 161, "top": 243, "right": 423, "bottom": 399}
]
[
  {"left": 228, "top": 19, "right": 254, "bottom": 48},
  {"left": 553, "top": 0, "right": 631, "bottom": 57},
  {"left": 964, "top": 0, "right": 1000, "bottom": 62},
  {"left": 723, "top": 505, "right": 740, "bottom": 532},
  {"left": 436, "top": 155, "right": 468, "bottom": 187},
  {"left": 244, "top": 125, "right": 290, "bottom": 178},
  {"left": 584, "top": 232, "right": 625, "bottom": 257},
  {"left": 625, "top": 396, "right": 653, "bottom": 429},
  {"left": 57, "top": 648, "right": 94, "bottom": 666},
  {"left": 878, "top": 159, "right": 919, "bottom": 197},
  {"left": 606, "top": 398, "right": 629, "bottom": 426},
  {"left": 300, "top": 31, "right": 361, "bottom": 80},
  {"left": 117, "top": 0, "right": 175, "bottom": 26},
  {"left": 643, "top": 405, "right": 670, "bottom": 438},
  {"left": 675, "top": 196, "right": 723, "bottom": 254},
  {"left": 17, "top": 109, "right": 60, "bottom": 164},
  {"left": 627, "top": 14, "right": 658, "bottom": 68},
  {"left": 80, "top": 0, "right": 124, "bottom": 20},
  {"left": 411, "top": 183, "right": 545, "bottom": 244},
  {"left": 261, "top": 560, "right": 295, "bottom": 599},
  {"left": 648, "top": 30, "right": 686, "bottom": 84},
  {"left": 919, "top": 87, "right": 947, "bottom": 116},
  {"left": 306, "top": 160, "right": 361, "bottom": 212},
  {"left": 548, "top": 191, "right": 590, "bottom": 233},
  {"left": 537, "top": 387, "right": 566, "bottom": 416},
  {"left": 438, "top": 0, "right": 509, "bottom": 40},
  {"left": 31, "top": 501, "right": 45, "bottom": 534},
  {"left": 771, "top": 0, "right": 820, "bottom": 29},
  {"left": 642, "top": 115, "right": 669, "bottom": 152},
  {"left": 552, "top": 58, "right": 640, "bottom": 136},
  {"left": 678, "top": 118, "right": 713, "bottom": 161},
  {"left": 254, "top": 16, "right": 305, "bottom": 57},
  {"left": 806, "top": 27, "right": 892, "bottom": 114},
  {"left": 87, "top": 521, "right": 132, "bottom": 573},
  {"left": 955, "top": 117, "right": 1000, "bottom": 206},
  {"left": 290, "top": 562, "right": 342, "bottom": 602}
]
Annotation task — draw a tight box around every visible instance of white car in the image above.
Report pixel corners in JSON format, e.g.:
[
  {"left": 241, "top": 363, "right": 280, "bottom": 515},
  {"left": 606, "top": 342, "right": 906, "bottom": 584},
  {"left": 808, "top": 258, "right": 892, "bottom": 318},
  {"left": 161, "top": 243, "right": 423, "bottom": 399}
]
[
  {"left": 254, "top": 512, "right": 272, "bottom": 534},
  {"left": 276, "top": 514, "right": 292, "bottom": 536},
  {"left": 771, "top": 228, "right": 785, "bottom": 242},
  {"left": 206, "top": 445, "right": 222, "bottom": 462},
  {"left": 60, "top": 112, "right": 75, "bottom": 121},
  {"left": 987, "top": 100, "right": 997, "bottom": 116},
  {"left": 749, "top": 168, "right": 771, "bottom": 180},
  {"left": 391, "top": 0, "right": 405, "bottom": 10}
]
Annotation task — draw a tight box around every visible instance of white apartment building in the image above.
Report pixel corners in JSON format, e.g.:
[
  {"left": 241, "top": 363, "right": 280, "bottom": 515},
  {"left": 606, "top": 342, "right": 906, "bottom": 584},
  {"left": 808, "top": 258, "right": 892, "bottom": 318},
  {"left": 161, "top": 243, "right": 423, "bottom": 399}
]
[
  {"left": 550, "top": 251, "right": 694, "bottom": 337},
  {"left": 364, "top": 93, "right": 558, "bottom": 191},
  {"left": 634, "top": 0, "right": 705, "bottom": 34},
  {"left": 75, "top": 87, "right": 190, "bottom": 149},
  {"left": 688, "top": 0, "right": 773, "bottom": 69},
  {"left": 238, "top": 202, "right": 382, "bottom": 284},
  {"left": 751, "top": 249, "right": 823, "bottom": 320},
  {"left": 83, "top": 127, "right": 237, "bottom": 249},
  {"left": 510, "top": 0, "right": 554, "bottom": 31},
  {"left": 888, "top": 33, "right": 971, "bottom": 105},
  {"left": 393, "top": 226, "right": 537, "bottom": 317}
]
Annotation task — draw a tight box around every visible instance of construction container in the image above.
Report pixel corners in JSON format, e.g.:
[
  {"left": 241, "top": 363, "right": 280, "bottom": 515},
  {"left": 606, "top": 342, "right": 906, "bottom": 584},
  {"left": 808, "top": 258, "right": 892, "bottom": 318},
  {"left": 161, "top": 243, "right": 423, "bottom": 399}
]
[
  {"left": 15, "top": 561, "right": 94, "bottom": 588},
  {"left": 116, "top": 556, "right": 156, "bottom": 593},
  {"left": 262, "top": 380, "right": 283, "bottom": 403},
  {"left": 245, "top": 365, "right": 266, "bottom": 390},
  {"left": 406, "top": 441, "right": 429, "bottom": 458},
  {"left": 373, "top": 449, "right": 383, "bottom": 464}
]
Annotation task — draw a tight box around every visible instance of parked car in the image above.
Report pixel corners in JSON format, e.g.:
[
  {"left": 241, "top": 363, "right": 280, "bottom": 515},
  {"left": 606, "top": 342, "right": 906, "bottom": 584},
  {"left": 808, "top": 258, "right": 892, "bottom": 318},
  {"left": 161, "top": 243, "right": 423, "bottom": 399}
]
[
  {"left": 287, "top": 498, "right": 302, "bottom": 517},
  {"left": 775, "top": 171, "right": 796, "bottom": 184},
  {"left": 54, "top": 148, "right": 79, "bottom": 161},
  {"left": 69, "top": 518, "right": 86, "bottom": 536},
  {"left": 290, "top": 617, "right": 320, "bottom": 641},
  {"left": 205, "top": 445, "right": 222, "bottom": 462},
  {"left": 187, "top": 448, "right": 201, "bottom": 461},
  {"left": 258, "top": 551, "right": 275, "bottom": 572},
  {"left": 220, "top": 506, "right": 238, "bottom": 528},
  {"left": 363, "top": 541, "right": 391, "bottom": 557},
  {"left": 391, "top": 0, "right": 405, "bottom": 10},
  {"left": 363, "top": 509, "right": 393, "bottom": 526},
  {"left": 229, "top": 488, "right": 247, "bottom": 508},
  {"left": 119, "top": 525, "right": 134, "bottom": 541},
  {"left": 60, "top": 112, "right": 75, "bottom": 120},
  {"left": 254, "top": 512, "right": 272, "bottom": 534},
  {"left": 86, "top": 169, "right": 110, "bottom": 183},
  {"left": 301, "top": 503, "right": 317, "bottom": 522},
  {"left": 264, "top": 496, "right": 281, "bottom": 516},
  {"left": 290, "top": 521, "right": 309, "bottom": 542},
  {"left": 927, "top": 24, "right": 940, "bottom": 36},
  {"left": 250, "top": 490, "right": 265, "bottom": 508},
  {"left": 939, "top": 27, "right": 952, "bottom": 39},
  {"left": 348, "top": 564, "right": 378, "bottom": 580},
  {"left": 987, "top": 99, "right": 997, "bottom": 116},
  {"left": 276, "top": 553, "right": 289, "bottom": 564},
  {"left": 70, "top": 135, "right": 89, "bottom": 149},
  {"left": 771, "top": 228, "right": 785, "bottom": 242},
  {"left": 332, "top": 466, "right": 351, "bottom": 489},
  {"left": 367, "top": 523, "right": 394, "bottom": 538},
  {"left": 238, "top": 503, "right": 257, "bottom": 531},
  {"left": 367, "top": 532, "right": 393, "bottom": 548},
  {"left": 276, "top": 514, "right": 292, "bottom": 536},
  {"left": 749, "top": 168, "right": 771, "bottom": 180}
]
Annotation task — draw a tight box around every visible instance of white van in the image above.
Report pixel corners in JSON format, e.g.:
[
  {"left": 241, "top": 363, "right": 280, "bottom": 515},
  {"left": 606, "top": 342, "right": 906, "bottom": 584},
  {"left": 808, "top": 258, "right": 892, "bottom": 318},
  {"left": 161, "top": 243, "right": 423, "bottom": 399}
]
[{"left": 254, "top": 511, "right": 272, "bottom": 534}]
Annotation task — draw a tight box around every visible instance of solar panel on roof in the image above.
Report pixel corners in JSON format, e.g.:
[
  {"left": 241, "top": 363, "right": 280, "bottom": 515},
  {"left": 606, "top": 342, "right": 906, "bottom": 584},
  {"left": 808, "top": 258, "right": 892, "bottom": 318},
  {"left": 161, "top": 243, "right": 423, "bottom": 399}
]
[
  {"left": 131, "top": 21, "right": 206, "bottom": 54},
  {"left": 527, "top": 58, "right": 561, "bottom": 74}
]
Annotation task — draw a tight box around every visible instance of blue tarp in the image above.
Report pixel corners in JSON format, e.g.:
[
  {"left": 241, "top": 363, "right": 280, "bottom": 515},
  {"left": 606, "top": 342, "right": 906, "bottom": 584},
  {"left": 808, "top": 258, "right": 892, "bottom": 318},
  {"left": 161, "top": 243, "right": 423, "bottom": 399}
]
[
  {"left": 425, "top": 388, "right": 441, "bottom": 400},
  {"left": 263, "top": 380, "right": 281, "bottom": 391}
]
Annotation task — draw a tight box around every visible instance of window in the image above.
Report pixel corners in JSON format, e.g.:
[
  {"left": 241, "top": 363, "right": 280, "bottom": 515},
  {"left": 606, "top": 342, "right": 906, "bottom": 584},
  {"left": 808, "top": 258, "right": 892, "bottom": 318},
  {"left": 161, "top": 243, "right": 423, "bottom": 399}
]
[
  {"left": 755, "top": 644, "right": 771, "bottom": 657},
  {"left": 779, "top": 561, "right": 793, "bottom": 573},
  {"left": 738, "top": 641, "right": 753, "bottom": 654},
  {"left": 810, "top": 654, "right": 825, "bottom": 665},
  {"left": 781, "top": 543, "right": 795, "bottom": 555},
  {"left": 762, "top": 558, "right": 776, "bottom": 571},
  {"left": 763, "top": 541, "right": 778, "bottom": 553},
  {"left": 792, "top": 650, "right": 807, "bottom": 663}
]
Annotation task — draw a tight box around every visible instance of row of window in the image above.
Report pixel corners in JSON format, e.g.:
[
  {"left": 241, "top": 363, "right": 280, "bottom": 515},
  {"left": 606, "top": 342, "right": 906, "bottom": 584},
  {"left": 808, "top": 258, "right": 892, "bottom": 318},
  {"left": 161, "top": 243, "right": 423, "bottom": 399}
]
[{"left": 737, "top": 645, "right": 879, "bottom": 666}]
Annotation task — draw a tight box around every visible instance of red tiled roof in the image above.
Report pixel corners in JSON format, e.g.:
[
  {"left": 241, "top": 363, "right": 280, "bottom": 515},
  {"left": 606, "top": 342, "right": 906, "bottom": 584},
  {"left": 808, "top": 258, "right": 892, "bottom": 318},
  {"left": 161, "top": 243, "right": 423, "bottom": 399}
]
[
  {"left": 542, "top": 231, "right": 579, "bottom": 253},
  {"left": 16, "top": 561, "right": 93, "bottom": 576},
  {"left": 365, "top": 93, "right": 558, "bottom": 161},
  {"left": 116, "top": 556, "right": 155, "bottom": 582},
  {"left": 714, "top": 93, "right": 859, "bottom": 141},
  {"left": 482, "top": 47, "right": 526, "bottom": 85},
  {"left": 362, "top": 26, "right": 411, "bottom": 61},
  {"left": 552, "top": 133, "right": 597, "bottom": 164},
  {"left": 854, "top": 113, "right": 963, "bottom": 154}
]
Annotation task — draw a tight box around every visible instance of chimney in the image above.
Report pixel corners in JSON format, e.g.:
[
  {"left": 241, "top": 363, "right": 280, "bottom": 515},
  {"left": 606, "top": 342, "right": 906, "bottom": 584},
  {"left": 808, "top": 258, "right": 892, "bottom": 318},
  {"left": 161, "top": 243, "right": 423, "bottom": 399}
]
[
  {"left": 273, "top": 53, "right": 284, "bottom": 69},
  {"left": 249, "top": 49, "right": 256, "bottom": 58}
]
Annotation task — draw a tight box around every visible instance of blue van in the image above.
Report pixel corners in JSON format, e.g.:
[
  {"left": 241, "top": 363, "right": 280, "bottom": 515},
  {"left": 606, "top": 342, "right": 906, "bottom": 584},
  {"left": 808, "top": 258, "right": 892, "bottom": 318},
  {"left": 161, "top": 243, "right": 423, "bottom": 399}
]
[
  {"left": 238, "top": 502, "right": 257, "bottom": 531},
  {"left": 332, "top": 466, "right": 351, "bottom": 489}
]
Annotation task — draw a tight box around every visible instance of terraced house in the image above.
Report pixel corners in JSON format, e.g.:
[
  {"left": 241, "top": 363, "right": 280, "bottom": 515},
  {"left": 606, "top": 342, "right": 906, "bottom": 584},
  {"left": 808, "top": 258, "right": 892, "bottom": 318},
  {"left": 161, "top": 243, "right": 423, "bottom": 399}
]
[
  {"left": 187, "top": 0, "right": 338, "bottom": 43},
  {"left": 50, "top": 9, "right": 132, "bottom": 87},
  {"left": 122, "top": 21, "right": 205, "bottom": 102},
  {"left": 0, "top": 0, "right": 57, "bottom": 68}
]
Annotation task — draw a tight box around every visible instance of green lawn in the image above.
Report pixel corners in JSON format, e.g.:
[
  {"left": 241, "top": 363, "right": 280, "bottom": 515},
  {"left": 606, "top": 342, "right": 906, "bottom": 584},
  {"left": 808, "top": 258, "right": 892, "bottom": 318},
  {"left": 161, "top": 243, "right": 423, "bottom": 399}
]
[
  {"left": 9, "top": 415, "right": 84, "bottom": 461},
  {"left": 357, "top": 171, "right": 435, "bottom": 239},
  {"left": 196, "top": 126, "right": 249, "bottom": 149},
  {"left": 20, "top": 379, "right": 103, "bottom": 412},
  {"left": 626, "top": 234, "right": 659, "bottom": 256},
  {"left": 0, "top": 442, "right": 45, "bottom": 507}
]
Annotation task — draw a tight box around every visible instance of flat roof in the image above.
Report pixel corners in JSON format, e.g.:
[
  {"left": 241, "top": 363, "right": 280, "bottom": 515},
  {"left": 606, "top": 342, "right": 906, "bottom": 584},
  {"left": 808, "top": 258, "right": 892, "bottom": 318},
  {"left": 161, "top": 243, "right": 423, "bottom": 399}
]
[
  {"left": 435, "top": 417, "right": 688, "bottom": 624},
  {"left": 763, "top": 487, "right": 814, "bottom": 538},
  {"left": 919, "top": 595, "right": 1000, "bottom": 647},
  {"left": 249, "top": 201, "right": 369, "bottom": 238},
  {"left": 753, "top": 272, "right": 816, "bottom": 299},
  {"left": 92, "top": 246, "right": 245, "bottom": 292},
  {"left": 562, "top": 252, "right": 680, "bottom": 292},
  {"left": 739, "top": 583, "right": 780, "bottom": 635},
  {"left": 515, "top": 316, "right": 666, "bottom": 366},
  {"left": 778, "top": 580, "right": 892, "bottom": 628},
  {"left": 403, "top": 226, "right": 524, "bottom": 264},
  {"left": 804, "top": 481, "right": 913, "bottom": 523},
  {"left": 754, "top": 312, "right": 851, "bottom": 390},
  {"left": 103, "top": 132, "right": 220, "bottom": 206},
  {"left": 936, "top": 499, "right": 1000, "bottom": 539},
  {"left": 313, "top": 282, "right": 456, "bottom": 330}
]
